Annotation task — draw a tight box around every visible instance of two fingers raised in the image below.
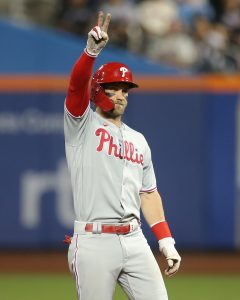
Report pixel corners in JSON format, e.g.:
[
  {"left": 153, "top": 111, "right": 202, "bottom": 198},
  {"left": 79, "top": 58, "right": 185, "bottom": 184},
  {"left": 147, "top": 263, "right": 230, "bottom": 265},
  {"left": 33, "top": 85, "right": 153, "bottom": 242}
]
[
  {"left": 89, "top": 11, "right": 111, "bottom": 41},
  {"left": 98, "top": 11, "right": 111, "bottom": 33}
]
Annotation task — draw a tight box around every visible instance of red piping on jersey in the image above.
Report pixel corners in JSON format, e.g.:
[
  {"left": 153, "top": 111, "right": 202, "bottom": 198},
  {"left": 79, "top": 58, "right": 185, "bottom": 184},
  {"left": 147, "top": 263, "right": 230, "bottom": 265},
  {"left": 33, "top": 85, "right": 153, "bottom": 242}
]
[
  {"left": 66, "top": 52, "right": 96, "bottom": 117},
  {"left": 140, "top": 187, "right": 157, "bottom": 193}
]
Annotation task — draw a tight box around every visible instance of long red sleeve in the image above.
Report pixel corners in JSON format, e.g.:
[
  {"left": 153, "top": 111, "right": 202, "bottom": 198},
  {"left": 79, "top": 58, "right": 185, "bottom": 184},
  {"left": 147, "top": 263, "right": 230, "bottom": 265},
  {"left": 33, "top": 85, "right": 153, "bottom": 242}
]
[{"left": 66, "top": 51, "right": 96, "bottom": 117}]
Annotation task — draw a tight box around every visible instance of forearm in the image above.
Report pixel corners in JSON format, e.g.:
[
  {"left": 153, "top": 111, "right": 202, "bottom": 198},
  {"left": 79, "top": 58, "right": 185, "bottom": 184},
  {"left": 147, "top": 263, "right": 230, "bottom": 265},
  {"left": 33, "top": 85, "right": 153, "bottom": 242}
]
[
  {"left": 140, "top": 190, "right": 165, "bottom": 226},
  {"left": 141, "top": 190, "right": 172, "bottom": 240},
  {"left": 141, "top": 190, "right": 181, "bottom": 276},
  {"left": 66, "top": 51, "right": 96, "bottom": 117}
]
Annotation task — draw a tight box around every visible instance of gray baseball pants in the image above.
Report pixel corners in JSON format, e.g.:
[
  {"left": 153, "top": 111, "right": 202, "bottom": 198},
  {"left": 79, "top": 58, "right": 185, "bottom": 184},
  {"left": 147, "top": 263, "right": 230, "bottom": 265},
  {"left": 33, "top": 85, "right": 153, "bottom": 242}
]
[{"left": 68, "top": 220, "right": 168, "bottom": 300}]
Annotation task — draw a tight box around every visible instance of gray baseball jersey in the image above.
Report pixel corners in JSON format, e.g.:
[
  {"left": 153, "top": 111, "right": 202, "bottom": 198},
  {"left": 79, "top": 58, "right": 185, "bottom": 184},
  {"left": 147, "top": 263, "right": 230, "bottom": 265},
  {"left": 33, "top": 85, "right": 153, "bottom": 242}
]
[{"left": 64, "top": 104, "right": 157, "bottom": 223}]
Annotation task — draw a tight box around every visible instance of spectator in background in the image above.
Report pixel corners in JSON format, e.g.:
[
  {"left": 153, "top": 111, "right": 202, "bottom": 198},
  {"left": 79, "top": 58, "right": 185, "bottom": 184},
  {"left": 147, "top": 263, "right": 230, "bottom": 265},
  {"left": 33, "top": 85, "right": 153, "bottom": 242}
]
[
  {"left": 175, "top": 0, "right": 214, "bottom": 28},
  {"left": 57, "top": 0, "right": 95, "bottom": 36},
  {"left": 146, "top": 20, "right": 198, "bottom": 68},
  {"left": 0, "top": 0, "right": 59, "bottom": 26},
  {"left": 137, "top": 0, "right": 179, "bottom": 37},
  {"left": 136, "top": 0, "right": 198, "bottom": 68},
  {"left": 229, "top": 28, "right": 240, "bottom": 68},
  {"left": 192, "top": 15, "right": 238, "bottom": 72},
  {"left": 221, "top": 0, "right": 240, "bottom": 30},
  {"left": 98, "top": 0, "right": 138, "bottom": 48},
  {"left": 207, "top": 0, "right": 240, "bottom": 71},
  {"left": 136, "top": 0, "right": 180, "bottom": 53}
]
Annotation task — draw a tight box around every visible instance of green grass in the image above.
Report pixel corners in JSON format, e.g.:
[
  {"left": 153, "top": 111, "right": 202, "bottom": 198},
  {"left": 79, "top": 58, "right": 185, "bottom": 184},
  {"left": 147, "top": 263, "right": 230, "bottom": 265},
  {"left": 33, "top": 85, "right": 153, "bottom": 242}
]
[
  {"left": 165, "top": 274, "right": 240, "bottom": 300},
  {"left": 0, "top": 273, "right": 240, "bottom": 300},
  {"left": 0, "top": 273, "right": 126, "bottom": 300}
]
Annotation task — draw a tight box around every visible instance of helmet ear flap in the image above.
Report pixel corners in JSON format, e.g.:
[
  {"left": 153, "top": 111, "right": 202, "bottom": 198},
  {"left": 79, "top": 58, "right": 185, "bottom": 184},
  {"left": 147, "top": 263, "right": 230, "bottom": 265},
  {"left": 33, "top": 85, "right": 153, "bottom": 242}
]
[{"left": 91, "top": 82, "right": 114, "bottom": 112}]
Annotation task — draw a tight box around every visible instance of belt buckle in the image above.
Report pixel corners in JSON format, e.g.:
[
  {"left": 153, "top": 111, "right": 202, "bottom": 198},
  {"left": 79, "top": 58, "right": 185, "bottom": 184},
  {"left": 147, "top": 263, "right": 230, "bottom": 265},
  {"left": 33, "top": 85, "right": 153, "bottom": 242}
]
[{"left": 129, "top": 219, "right": 140, "bottom": 232}]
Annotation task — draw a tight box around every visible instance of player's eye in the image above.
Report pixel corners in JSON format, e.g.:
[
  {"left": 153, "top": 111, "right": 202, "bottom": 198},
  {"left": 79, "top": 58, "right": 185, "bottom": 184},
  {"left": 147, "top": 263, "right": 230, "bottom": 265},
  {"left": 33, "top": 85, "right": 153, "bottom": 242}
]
[{"left": 105, "top": 92, "right": 115, "bottom": 98}]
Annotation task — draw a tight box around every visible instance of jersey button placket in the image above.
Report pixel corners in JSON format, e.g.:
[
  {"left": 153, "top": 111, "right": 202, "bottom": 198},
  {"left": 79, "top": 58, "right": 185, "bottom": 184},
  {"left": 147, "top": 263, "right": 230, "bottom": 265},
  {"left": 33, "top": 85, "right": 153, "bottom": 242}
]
[{"left": 120, "top": 128, "right": 128, "bottom": 217}]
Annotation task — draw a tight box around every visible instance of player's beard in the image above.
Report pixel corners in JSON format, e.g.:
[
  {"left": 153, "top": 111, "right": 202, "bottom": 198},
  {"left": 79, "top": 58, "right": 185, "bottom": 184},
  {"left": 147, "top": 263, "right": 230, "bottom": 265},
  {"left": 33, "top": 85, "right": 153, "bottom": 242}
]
[{"left": 107, "top": 102, "right": 127, "bottom": 118}]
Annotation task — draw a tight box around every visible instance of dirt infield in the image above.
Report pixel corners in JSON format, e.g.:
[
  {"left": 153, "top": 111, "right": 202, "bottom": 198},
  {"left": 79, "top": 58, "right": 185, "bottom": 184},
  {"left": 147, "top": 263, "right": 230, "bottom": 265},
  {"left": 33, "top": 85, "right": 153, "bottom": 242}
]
[{"left": 0, "top": 250, "right": 239, "bottom": 273}]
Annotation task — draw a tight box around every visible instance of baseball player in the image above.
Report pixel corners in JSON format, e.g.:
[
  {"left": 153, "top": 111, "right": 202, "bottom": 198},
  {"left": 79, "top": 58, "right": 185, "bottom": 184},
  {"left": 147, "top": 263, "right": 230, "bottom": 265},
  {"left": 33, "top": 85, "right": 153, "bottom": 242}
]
[{"left": 64, "top": 11, "right": 181, "bottom": 300}]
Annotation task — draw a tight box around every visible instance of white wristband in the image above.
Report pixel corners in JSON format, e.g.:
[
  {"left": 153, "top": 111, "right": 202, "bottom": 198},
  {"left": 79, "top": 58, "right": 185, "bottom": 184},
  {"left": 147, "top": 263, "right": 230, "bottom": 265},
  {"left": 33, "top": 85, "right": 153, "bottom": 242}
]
[{"left": 158, "top": 237, "right": 175, "bottom": 252}]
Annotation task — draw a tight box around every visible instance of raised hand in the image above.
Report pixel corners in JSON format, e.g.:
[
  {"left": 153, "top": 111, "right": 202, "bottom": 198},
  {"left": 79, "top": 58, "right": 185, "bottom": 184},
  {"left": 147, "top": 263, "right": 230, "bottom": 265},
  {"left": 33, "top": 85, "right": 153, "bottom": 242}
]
[{"left": 85, "top": 11, "right": 111, "bottom": 57}]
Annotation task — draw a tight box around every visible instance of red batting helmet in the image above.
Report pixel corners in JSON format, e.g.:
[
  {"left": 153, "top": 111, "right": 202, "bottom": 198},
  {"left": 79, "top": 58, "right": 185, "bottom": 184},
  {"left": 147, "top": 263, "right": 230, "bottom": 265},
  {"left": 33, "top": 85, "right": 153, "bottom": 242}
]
[{"left": 91, "top": 62, "right": 138, "bottom": 112}]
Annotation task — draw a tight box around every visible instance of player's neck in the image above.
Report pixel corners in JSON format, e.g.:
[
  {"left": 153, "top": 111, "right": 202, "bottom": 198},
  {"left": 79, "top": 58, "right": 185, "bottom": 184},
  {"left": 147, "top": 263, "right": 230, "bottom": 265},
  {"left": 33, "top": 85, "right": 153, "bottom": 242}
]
[
  {"left": 108, "top": 118, "right": 122, "bottom": 127},
  {"left": 96, "top": 109, "right": 122, "bottom": 127}
]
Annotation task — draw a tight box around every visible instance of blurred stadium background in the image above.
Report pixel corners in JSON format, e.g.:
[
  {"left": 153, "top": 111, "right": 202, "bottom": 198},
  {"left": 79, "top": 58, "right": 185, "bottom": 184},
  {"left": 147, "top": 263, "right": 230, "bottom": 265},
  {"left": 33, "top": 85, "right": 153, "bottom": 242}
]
[{"left": 0, "top": 1, "right": 240, "bottom": 299}]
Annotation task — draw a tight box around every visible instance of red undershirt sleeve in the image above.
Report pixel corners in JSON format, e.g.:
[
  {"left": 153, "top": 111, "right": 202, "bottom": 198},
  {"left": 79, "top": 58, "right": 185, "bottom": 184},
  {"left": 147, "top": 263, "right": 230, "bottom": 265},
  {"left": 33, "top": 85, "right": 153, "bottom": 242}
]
[{"left": 65, "top": 51, "right": 96, "bottom": 117}]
